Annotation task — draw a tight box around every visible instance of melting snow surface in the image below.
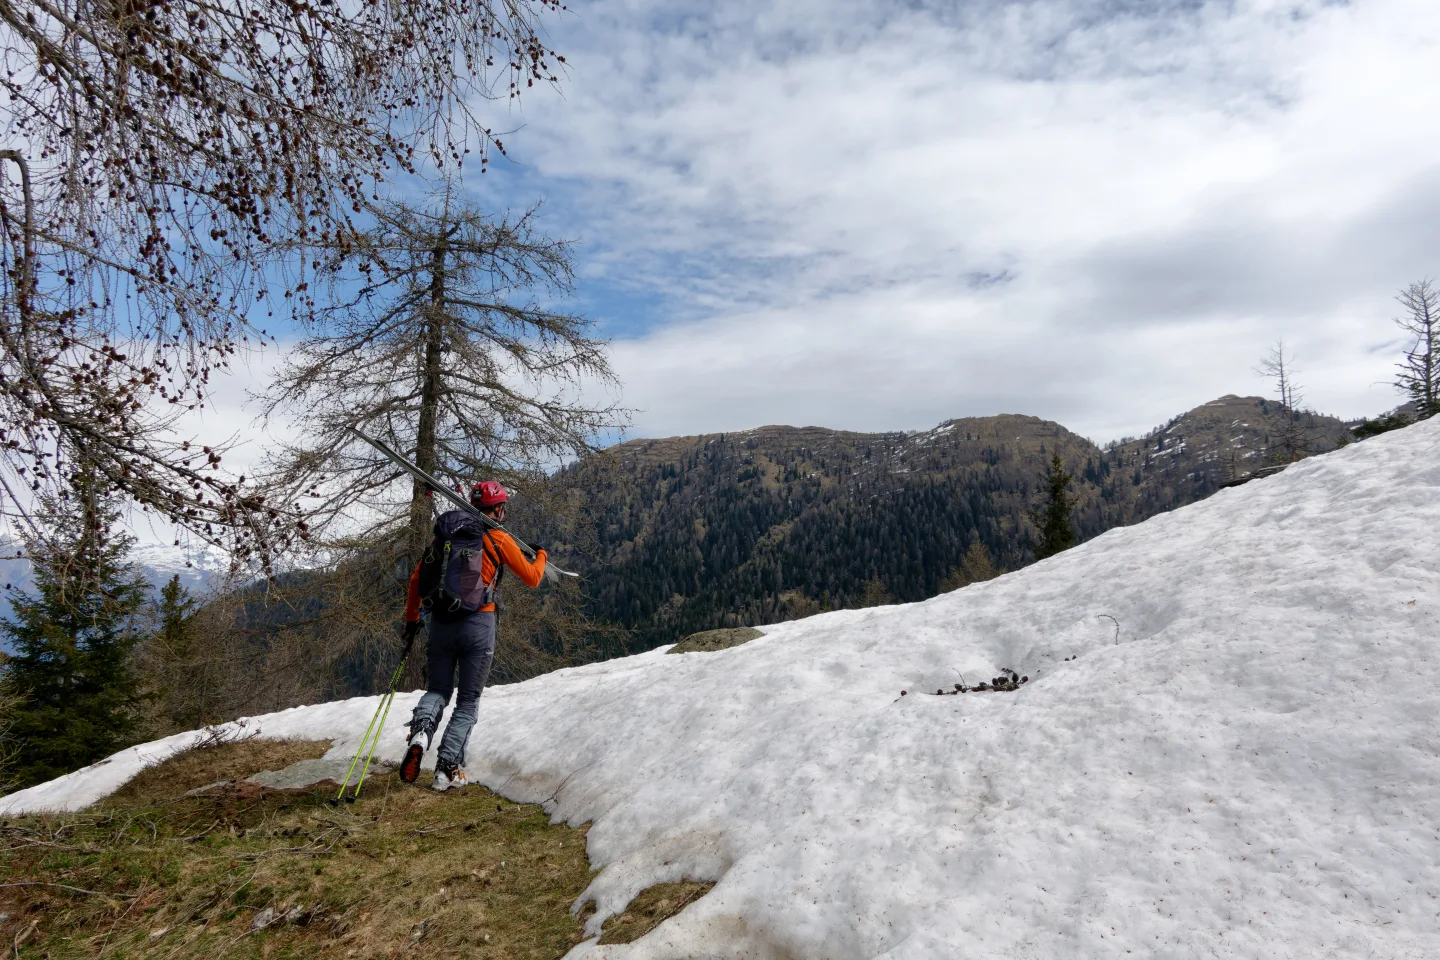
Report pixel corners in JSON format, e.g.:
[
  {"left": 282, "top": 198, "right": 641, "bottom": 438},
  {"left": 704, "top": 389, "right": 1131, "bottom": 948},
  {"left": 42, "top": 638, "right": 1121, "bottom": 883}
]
[{"left": 5, "top": 420, "right": 1439, "bottom": 959}]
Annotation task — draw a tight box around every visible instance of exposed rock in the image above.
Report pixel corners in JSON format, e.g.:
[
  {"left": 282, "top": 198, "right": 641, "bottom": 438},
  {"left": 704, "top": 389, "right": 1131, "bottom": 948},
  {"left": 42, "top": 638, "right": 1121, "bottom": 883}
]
[
  {"left": 668, "top": 627, "right": 764, "bottom": 654},
  {"left": 245, "top": 757, "right": 389, "bottom": 790}
]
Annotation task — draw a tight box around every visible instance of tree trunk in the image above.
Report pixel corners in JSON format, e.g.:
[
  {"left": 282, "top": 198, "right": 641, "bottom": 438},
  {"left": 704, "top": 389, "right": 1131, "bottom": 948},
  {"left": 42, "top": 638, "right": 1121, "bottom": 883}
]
[
  {"left": 408, "top": 240, "right": 448, "bottom": 570},
  {"left": 1424, "top": 304, "right": 1437, "bottom": 417},
  {"left": 402, "top": 241, "right": 448, "bottom": 686}
]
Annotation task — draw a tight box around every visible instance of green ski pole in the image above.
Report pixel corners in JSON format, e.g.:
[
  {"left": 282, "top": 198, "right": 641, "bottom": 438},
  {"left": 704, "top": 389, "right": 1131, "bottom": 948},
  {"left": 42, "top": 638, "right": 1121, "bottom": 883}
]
[
  {"left": 347, "top": 657, "right": 409, "bottom": 801},
  {"left": 332, "top": 629, "right": 417, "bottom": 804},
  {"left": 333, "top": 692, "right": 389, "bottom": 804}
]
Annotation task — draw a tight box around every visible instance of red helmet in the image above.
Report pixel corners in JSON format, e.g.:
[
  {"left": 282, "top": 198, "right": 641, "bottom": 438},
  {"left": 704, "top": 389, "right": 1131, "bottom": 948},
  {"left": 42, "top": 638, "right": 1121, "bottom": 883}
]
[{"left": 470, "top": 480, "right": 509, "bottom": 509}]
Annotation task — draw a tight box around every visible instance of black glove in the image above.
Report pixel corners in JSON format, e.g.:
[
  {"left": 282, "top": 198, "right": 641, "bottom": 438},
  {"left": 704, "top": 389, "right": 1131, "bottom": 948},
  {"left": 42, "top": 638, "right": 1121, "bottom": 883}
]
[
  {"left": 402, "top": 620, "right": 421, "bottom": 643},
  {"left": 530, "top": 543, "right": 546, "bottom": 555}
]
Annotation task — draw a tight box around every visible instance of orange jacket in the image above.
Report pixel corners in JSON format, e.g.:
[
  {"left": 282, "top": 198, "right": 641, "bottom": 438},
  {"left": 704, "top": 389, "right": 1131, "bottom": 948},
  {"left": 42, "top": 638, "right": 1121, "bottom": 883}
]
[{"left": 404, "top": 527, "right": 546, "bottom": 622}]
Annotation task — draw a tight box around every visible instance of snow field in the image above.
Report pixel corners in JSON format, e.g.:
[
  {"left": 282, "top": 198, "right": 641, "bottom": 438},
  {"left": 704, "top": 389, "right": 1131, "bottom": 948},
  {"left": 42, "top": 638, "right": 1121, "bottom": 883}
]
[{"left": 4, "top": 418, "right": 1438, "bottom": 959}]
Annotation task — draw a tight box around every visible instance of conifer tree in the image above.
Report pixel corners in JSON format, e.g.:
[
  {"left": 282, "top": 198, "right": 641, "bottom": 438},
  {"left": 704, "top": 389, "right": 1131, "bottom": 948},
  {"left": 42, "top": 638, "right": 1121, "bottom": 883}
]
[
  {"left": 940, "top": 541, "right": 1001, "bottom": 591},
  {"left": 858, "top": 578, "right": 894, "bottom": 608},
  {"left": 1394, "top": 279, "right": 1440, "bottom": 419},
  {"left": 962, "top": 541, "right": 1001, "bottom": 583},
  {"left": 255, "top": 182, "right": 626, "bottom": 688},
  {"left": 145, "top": 575, "right": 215, "bottom": 733},
  {"left": 0, "top": 677, "right": 19, "bottom": 794},
  {"left": 1256, "top": 342, "right": 1311, "bottom": 462},
  {"left": 0, "top": 490, "right": 149, "bottom": 787},
  {"left": 260, "top": 183, "right": 624, "bottom": 567},
  {"left": 1030, "top": 454, "right": 1077, "bottom": 561}
]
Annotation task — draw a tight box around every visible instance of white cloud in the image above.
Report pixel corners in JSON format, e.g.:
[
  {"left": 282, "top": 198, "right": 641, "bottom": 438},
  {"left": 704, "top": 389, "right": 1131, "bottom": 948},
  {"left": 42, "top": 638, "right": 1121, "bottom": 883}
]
[
  {"left": 464, "top": 0, "right": 1440, "bottom": 440},
  {"left": 125, "top": 343, "right": 296, "bottom": 550}
]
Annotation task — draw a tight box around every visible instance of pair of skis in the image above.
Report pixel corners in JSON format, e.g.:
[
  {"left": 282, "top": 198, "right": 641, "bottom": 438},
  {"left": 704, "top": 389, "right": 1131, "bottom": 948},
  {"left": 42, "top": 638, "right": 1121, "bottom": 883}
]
[
  {"left": 351, "top": 427, "right": 578, "bottom": 581},
  {"left": 331, "top": 428, "right": 577, "bottom": 802}
]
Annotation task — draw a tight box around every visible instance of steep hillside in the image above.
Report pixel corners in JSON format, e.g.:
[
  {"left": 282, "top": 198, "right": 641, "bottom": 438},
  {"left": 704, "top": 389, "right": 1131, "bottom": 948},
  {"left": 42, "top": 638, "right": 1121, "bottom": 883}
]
[
  {"left": 8, "top": 413, "right": 1436, "bottom": 960},
  {"left": 553, "top": 415, "right": 1100, "bottom": 649},
  {"left": 551, "top": 396, "right": 1352, "bottom": 650}
]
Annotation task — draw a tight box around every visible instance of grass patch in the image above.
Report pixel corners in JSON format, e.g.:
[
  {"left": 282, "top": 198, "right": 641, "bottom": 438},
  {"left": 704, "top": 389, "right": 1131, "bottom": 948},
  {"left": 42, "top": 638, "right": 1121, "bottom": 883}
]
[
  {"left": 598, "top": 880, "right": 715, "bottom": 945},
  {"left": 0, "top": 744, "right": 597, "bottom": 959},
  {"left": 106, "top": 738, "right": 333, "bottom": 806}
]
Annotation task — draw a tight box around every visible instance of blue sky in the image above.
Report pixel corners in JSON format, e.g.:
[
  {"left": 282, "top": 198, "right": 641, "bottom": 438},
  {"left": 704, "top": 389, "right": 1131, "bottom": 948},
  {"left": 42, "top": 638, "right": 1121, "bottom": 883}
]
[{"left": 209, "top": 0, "right": 1440, "bottom": 470}]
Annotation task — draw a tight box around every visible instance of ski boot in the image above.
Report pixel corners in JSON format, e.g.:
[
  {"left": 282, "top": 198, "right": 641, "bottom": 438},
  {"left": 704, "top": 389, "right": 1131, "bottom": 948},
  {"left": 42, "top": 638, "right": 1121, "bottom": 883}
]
[
  {"left": 400, "top": 726, "right": 431, "bottom": 784},
  {"left": 433, "top": 760, "right": 468, "bottom": 792}
]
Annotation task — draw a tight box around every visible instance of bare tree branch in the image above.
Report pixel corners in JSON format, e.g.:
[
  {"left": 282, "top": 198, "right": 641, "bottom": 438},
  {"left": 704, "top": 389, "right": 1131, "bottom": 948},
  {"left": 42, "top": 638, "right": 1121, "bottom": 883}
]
[{"left": 0, "top": 0, "right": 569, "bottom": 567}]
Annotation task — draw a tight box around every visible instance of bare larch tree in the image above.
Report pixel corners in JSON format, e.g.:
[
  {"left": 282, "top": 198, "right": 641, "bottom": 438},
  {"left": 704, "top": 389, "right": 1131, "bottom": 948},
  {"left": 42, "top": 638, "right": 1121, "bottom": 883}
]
[
  {"left": 1256, "top": 340, "right": 1310, "bottom": 463},
  {"left": 0, "top": 0, "right": 567, "bottom": 567},
  {"left": 1394, "top": 279, "right": 1440, "bottom": 420},
  {"left": 260, "top": 186, "right": 625, "bottom": 564},
  {"left": 256, "top": 186, "right": 625, "bottom": 681}
]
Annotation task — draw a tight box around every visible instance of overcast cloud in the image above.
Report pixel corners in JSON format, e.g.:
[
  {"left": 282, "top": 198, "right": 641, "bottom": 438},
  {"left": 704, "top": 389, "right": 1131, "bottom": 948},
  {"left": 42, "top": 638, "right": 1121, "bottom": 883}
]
[
  {"left": 186, "top": 0, "right": 1440, "bottom": 477},
  {"left": 428, "top": 0, "right": 1438, "bottom": 443}
]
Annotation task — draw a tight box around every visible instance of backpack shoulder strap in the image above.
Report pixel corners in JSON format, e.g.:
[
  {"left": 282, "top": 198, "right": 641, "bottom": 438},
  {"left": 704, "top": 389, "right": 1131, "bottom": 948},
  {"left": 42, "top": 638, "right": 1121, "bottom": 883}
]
[{"left": 481, "top": 531, "right": 505, "bottom": 589}]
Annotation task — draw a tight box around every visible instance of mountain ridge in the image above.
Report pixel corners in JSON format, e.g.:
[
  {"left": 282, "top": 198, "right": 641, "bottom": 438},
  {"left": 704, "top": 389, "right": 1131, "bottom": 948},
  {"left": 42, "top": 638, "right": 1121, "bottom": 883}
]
[
  {"left": 551, "top": 394, "right": 1355, "bottom": 650},
  {"left": 2, "top": 395, "right": 1359, "bottom": 662}
]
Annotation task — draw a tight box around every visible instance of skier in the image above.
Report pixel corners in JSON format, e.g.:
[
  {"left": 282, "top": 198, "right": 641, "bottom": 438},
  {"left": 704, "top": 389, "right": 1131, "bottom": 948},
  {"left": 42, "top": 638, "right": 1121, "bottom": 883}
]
[{"left": 399, "top": 480, "right": 547, "bottom": 790}]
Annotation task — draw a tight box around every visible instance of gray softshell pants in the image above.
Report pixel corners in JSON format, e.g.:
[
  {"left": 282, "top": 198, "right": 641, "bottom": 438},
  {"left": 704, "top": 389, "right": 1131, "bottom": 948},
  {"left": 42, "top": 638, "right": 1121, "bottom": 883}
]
[{"left": 409, "top": 611, "right": 496, "bottom": 770}]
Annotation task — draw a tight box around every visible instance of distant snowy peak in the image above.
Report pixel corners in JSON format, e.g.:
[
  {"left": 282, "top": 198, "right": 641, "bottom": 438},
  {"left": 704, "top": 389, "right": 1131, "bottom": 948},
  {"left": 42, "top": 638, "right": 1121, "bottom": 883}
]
[
  {"left": 1, "top": 546, "right": 222, "bottom": 647},
  {"left": 1, "top": 542, "right": 224, "bottom": 615},
  {"left": 128, "top": 542, "right": 230, "bottom": 589}
]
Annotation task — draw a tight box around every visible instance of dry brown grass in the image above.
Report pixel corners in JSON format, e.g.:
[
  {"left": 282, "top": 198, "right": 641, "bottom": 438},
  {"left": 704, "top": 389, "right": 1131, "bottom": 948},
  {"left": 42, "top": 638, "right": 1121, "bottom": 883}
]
[
  {"left": 598, "top": 880, "right": 716, "bottom": 945},
  {"left": 0, "top": 741, "right": 606, "bottom": 959},
  {"left": 105, "top": 737, "right": 333, "bottom": 806}
]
